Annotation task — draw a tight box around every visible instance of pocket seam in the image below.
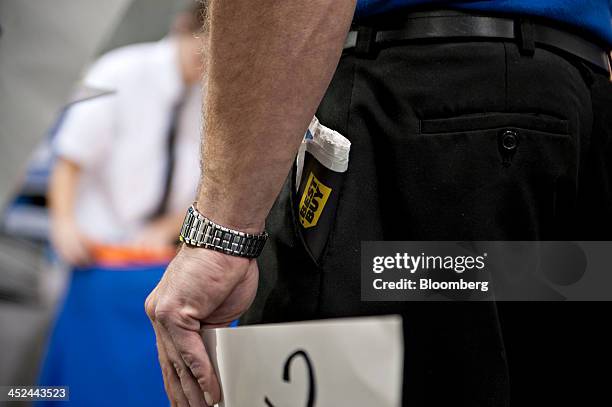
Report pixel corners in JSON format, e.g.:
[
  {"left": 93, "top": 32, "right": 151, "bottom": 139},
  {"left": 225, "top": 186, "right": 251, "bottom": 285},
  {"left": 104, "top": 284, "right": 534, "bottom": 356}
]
[
  {"left": 316, "top": 58, "right": 358, "bottom": 269},
  {"left": 419, "top": 112, "right": 569, "bottom": 136},
  {"left": 418, "top": 126, "right": 571, "bottom": 138}
]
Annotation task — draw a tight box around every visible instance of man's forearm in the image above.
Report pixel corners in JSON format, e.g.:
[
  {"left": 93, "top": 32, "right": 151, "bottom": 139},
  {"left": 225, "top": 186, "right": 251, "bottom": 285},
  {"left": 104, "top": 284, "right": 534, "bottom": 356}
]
[{"left": 198, "top": 0, "right": 357, "bottom": 232}]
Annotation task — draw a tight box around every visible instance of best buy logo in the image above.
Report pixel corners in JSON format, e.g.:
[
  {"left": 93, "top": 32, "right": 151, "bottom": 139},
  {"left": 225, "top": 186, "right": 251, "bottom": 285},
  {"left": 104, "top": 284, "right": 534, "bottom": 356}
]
[{"left": 298, "top": 172, "right": 331, "bottom": 229}]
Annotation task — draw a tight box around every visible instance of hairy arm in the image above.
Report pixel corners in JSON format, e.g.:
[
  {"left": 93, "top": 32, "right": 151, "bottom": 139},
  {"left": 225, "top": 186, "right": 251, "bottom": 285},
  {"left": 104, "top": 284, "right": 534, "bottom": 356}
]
[{"left": 199, "top": 0, "right": 357, "bottom": 232}]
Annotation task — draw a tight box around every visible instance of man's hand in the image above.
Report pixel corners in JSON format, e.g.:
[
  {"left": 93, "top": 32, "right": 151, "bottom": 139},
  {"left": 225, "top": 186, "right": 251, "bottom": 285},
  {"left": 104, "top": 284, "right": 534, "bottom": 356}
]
[
  {"left": 145, "top": 246, "right": 259, "bottom": 406},
  {"left": 50, "top": 216, "right": 92, "bottom": 266}
]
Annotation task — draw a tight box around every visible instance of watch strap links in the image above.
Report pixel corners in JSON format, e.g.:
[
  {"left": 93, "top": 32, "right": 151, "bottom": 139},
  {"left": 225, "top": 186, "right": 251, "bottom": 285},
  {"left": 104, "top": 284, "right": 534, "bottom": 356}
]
[{"left": 179, "top": 205, "right": 268, "bottom": 258}]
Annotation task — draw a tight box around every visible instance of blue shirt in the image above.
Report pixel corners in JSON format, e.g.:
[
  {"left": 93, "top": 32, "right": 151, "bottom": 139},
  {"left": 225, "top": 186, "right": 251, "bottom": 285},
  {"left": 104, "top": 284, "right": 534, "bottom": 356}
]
[{"left": 355, "top": 0, "right": 612, "bottom": 46}]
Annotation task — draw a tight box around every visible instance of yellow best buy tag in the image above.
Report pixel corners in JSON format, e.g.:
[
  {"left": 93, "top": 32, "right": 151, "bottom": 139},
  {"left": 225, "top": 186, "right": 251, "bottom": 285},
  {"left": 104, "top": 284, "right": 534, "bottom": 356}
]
[{"left": 298, "top": 172, "right": 332, "bottom": 228}]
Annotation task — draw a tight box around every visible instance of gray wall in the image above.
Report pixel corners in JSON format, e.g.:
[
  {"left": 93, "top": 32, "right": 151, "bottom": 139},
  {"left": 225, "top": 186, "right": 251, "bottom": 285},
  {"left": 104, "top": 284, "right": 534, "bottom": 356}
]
[
  {"left": 0, "top": 0, "right": 130, "bottom": 206},
  {"left": 0, "top": 0, "right": 190, "bottom": 207},
  {"left": 101, "top": 0, "right": 190, "bottom": 54}
]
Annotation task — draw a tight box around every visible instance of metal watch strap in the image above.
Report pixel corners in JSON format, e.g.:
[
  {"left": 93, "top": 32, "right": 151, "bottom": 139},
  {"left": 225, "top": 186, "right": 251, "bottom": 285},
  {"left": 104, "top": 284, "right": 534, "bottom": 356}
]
[{"left": 179, "top": 205, "right": 268, "bottom": 258}]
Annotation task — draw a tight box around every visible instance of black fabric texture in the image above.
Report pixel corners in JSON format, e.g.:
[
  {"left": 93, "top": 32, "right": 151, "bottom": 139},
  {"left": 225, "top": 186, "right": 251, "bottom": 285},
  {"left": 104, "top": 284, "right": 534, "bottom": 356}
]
[{"left": 244, "top": 36, "right": 612, "bottom": 406}]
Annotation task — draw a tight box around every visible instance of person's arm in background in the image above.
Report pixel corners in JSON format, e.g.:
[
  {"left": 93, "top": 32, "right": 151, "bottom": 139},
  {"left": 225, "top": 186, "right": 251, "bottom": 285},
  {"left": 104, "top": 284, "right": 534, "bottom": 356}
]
[
  {"left": 49, "top": 63, "right": 116, "bottom": 265},
  {"left": 131, "top": 212, "right": 185, "bottom": 250},
  {"left": 48, "top": 158, "right": 92, "bottom": 265},
  {"left": 145, "top": 1, "right": 357, "bottom": 406}
]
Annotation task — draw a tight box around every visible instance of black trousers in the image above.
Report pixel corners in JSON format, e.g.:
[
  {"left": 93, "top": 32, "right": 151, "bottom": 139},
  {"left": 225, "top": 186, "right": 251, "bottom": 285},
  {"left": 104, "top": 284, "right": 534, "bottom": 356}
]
[{"left": 246, "top": 34, "right": 612, "bottom": 406}]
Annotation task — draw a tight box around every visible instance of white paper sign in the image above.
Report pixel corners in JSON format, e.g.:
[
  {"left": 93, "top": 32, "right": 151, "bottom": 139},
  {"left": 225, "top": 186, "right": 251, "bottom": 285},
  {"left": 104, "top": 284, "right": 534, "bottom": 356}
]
[{"left": 202, "top": 316, "right": 403, "bottom": 407}]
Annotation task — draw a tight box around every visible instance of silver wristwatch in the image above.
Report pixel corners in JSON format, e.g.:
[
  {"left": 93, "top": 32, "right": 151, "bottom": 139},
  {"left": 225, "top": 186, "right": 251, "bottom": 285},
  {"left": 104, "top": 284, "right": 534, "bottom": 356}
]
[{"left": 179, "top": 205, "right": 268, "bottom": 258}]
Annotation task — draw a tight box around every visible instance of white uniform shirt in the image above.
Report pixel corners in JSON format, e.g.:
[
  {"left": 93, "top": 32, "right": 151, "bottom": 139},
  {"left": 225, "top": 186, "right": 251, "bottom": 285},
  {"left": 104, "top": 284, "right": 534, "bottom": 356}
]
[{"left": 54, "top": 38, "right": 203, "bottom": 243}]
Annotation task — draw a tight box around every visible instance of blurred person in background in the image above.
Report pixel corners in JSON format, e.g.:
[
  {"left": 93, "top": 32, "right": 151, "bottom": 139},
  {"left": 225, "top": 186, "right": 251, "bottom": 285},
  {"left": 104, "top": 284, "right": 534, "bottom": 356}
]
[
  {"left": 37, "top": 3, "right": 209, "bottom": 406},
  {"left": 49, "top": 6, "right": 206, "bottom": 265}
]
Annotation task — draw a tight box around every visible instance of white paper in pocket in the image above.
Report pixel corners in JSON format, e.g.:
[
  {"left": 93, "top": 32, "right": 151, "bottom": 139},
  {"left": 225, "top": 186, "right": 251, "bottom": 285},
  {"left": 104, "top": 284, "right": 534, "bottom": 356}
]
[{"left": 202, "top": 315, "right": 403, "bottom": 407}]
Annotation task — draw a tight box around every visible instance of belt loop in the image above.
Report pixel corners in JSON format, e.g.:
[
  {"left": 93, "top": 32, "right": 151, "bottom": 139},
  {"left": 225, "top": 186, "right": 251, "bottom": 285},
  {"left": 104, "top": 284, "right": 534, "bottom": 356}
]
[
  {"left": 516, "top": 18, "right": 536, "bottom": 57},
  {"left": 355, "top": 26, "right": 378, "bottom": 59}
]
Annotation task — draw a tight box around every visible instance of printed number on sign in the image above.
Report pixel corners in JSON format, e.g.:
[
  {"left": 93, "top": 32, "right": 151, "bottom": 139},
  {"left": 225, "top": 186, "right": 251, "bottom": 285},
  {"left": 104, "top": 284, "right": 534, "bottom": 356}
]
[{"left": 264, "top": 349, "right": 316, "bottom": 407}]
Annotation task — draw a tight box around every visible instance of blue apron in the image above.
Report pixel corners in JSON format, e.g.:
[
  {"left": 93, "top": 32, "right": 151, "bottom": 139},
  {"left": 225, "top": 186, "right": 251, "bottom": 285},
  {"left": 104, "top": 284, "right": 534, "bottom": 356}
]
[{"left": 36, "top": 264, "right": 168, "bottom": 407}]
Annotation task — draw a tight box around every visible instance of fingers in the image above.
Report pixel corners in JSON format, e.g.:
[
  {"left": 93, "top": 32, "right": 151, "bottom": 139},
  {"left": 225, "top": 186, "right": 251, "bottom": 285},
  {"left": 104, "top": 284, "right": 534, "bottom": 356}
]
[
  {"left": 61, "top": 240, "right": 91, "bottom": 266},
  {"left": 165, "top": 321, "right": 221, "bottom": 404},
  {"left": 146, "top": 291, "right": 218, "bottom": 406},
  {"left": 72, "top": 240, "right": 92, "bottom": 265},
  {"left": 153, "top": 323, "right": 191, "bottom": 407},
  {"left": 147, "top": 293, "right": 191, "bottom": 407},
  {"left": 157, "top": 325, "right": 209, "bottom": 407},
  {"left": 51, "top": 223, "right": 93, "bottom": 266},
  {"left": 155, "top": 337, "right": 172, "bottom": 400}
]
